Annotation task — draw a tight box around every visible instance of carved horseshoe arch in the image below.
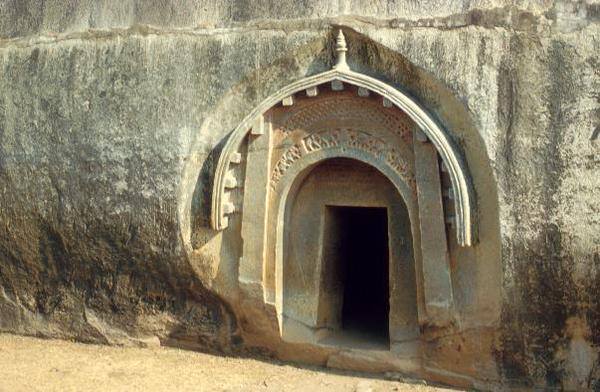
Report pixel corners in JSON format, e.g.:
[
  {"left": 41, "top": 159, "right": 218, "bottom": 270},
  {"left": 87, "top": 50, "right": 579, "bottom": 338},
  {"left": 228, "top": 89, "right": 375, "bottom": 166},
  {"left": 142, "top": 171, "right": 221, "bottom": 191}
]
[{"left": 211, "top": 30, "right": 476, "bottom": 246}]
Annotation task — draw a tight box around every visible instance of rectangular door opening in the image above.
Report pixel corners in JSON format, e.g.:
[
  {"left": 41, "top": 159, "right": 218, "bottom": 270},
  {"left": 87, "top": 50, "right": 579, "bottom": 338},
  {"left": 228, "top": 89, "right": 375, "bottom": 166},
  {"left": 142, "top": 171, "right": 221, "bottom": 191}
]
[{"left": 321, "top": 206, "right": 390, "bottom": 348}]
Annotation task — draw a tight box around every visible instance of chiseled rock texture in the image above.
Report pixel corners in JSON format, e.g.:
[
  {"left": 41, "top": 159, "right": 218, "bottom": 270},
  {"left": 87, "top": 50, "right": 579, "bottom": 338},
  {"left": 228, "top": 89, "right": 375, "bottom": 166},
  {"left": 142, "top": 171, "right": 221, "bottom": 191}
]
[{"left": 0, "top": 1, "right": 598, "bottom": 390}]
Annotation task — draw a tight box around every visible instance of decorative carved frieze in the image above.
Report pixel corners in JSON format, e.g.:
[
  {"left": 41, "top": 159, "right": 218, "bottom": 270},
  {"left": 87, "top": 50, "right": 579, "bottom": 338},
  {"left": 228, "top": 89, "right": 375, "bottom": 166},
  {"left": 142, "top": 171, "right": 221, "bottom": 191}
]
[
  {"left": 270, "top": 129, "right": 414, "bottom": 191},
  {"left": 277, "top": 97, "right": 413, "bottom": 141}
]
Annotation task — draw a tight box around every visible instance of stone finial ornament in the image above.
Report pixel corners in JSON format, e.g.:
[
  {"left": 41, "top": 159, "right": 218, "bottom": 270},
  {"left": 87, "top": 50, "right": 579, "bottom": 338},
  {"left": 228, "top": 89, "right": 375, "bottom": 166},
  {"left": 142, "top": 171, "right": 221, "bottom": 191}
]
[{"left": 333, "top": 29, "right": 349, "bottom": 71}]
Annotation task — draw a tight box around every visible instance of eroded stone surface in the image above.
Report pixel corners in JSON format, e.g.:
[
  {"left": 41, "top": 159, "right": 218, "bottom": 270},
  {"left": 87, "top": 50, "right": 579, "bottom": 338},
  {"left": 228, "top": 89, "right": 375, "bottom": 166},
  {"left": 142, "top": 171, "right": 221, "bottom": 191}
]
[{"left": 0, "top": 2, "right": 598, "bottom": 390}]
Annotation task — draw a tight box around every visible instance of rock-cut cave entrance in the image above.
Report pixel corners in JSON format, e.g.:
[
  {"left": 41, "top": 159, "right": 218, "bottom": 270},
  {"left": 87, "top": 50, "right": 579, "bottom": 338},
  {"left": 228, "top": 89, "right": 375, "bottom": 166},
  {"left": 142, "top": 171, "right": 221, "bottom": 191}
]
[
  {"left": 202, "top": 28, "right": 486, "bottom": 380},
  {"left": 324, "top": 206, "right": 390, "bottom": 345},
  {"left": 284, "top": 158, "right": 413, "bottom": 350}
]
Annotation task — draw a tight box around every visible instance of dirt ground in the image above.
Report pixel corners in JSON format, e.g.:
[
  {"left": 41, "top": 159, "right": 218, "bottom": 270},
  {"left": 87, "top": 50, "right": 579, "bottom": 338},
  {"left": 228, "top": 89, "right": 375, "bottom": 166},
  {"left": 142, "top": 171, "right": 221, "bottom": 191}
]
[{"left": 0, "top": 334, "right": 453, "bottom": 392}]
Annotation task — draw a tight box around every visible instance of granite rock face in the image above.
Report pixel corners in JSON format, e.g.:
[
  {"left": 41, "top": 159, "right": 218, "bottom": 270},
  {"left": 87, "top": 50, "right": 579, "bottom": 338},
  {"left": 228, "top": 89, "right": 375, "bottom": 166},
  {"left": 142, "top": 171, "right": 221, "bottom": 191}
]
[{"left": 0, "top": 1, "right": 598, "bottom": 390}]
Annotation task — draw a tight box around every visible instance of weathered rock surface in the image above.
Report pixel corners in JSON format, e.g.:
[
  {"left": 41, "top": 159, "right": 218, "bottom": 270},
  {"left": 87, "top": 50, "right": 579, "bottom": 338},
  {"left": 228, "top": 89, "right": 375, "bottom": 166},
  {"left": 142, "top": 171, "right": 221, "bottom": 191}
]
[{"left": 0, "top": 1, "right": 598, "bottom": 390}]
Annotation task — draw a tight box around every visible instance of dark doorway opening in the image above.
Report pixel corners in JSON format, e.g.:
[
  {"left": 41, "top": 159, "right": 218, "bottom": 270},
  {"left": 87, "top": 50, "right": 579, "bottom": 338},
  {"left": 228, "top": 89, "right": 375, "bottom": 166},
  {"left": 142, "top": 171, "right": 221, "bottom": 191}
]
[{"left": 326, "top": 206, "right": 390, "bottom": 345}]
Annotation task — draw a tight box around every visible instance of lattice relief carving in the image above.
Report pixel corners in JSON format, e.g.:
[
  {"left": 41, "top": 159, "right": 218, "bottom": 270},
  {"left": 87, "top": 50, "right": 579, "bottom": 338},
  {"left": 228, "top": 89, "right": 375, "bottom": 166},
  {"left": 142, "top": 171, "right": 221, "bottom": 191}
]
[{"left": 268, "top": 89, "right": 416, "bottom": 195}]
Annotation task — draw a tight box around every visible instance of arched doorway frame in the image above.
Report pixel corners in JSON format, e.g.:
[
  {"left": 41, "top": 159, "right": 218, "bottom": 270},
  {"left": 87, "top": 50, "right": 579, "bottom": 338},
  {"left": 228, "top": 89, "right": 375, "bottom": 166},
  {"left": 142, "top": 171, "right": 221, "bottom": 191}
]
[
  {"left": 210, "top": 30, "right": 476, "bottom": 247},
  {"left": 269, "top": 147, "right": 421, "bottom": 334}
]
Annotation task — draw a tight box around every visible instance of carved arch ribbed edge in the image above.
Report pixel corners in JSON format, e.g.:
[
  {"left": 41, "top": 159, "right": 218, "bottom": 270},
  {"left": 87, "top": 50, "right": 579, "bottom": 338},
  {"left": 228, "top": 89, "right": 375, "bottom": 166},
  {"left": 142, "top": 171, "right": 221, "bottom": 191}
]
[{"left": 210, "top": 68, "right": 476, "bottom": 247}]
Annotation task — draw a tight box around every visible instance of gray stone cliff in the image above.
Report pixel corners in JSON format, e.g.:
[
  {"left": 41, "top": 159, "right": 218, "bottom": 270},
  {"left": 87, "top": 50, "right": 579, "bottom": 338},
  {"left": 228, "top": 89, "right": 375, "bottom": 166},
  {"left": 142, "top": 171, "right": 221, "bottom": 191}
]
[{"left": 0, "top": 1, "right": 598, "bottom": 389}]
